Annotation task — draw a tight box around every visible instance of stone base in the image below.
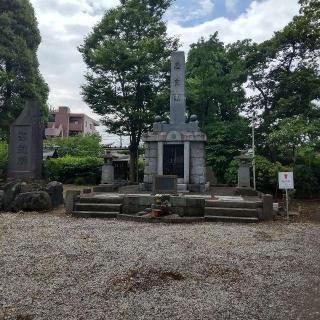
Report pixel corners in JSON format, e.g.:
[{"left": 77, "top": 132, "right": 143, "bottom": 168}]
[{"left": 141, "top": 182, "right": 209, "bottom": 194}]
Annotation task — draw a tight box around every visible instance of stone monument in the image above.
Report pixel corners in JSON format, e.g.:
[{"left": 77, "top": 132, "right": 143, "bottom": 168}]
[
  {"left": 142, "top": 51, "right": 208, "bottom": 192},
  {"left": 7, "top": 100, "right": 43, "bottom": 180},
  {"left": 234, "top": 151, "right": 252, "bottom": 188}
]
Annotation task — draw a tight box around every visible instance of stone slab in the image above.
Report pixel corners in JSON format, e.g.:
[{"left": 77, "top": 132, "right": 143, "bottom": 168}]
[{"left": 7, "top": 100, "right": 43, "bottom": 180}]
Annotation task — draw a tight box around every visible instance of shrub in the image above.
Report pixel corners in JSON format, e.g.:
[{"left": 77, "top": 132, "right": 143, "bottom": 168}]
[
  {"left": 293, "top": 164, "right": 320, "bottom": 199},
  {"left": 45, "top": 134, "right": 103, "bottom": 157},
  {"left": 44, "top": 156, "right": 103, "bottom": 185},
  {"left": 0, "top": 143, "right": 8, "bottom": 180}
]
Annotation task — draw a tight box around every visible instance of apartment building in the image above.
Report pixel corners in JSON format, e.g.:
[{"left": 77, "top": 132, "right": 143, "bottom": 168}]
[{"left": 45, "top": 106, "right": 99, "bottom": 138}]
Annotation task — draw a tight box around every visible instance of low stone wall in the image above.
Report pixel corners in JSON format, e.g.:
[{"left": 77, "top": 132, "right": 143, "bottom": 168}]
[{"left": 121, "top": 194, "right": 206, "bottom": 217}]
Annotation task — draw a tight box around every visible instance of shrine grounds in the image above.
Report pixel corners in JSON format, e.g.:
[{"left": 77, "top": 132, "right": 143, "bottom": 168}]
[{"left": 1, "top": 201, "right": 320, "bottom": 320}]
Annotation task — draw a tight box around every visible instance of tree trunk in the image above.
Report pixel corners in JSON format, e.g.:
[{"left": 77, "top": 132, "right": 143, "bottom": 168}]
[{"left": 129, "top": 143, "right": 138, "bottom": 183}]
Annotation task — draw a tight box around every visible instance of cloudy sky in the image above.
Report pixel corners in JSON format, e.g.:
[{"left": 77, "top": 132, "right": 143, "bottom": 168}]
[{"left": 30, "top": 0, "right": 300, "bottom": 145}]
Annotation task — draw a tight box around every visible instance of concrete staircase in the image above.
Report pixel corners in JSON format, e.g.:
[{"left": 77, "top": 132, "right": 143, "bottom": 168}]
[
  {"left": 204, "top": 199, "right": 261, "bottom": 222},
  {"left": 72, "top": 194, "right": 122, "bottom": 218}
]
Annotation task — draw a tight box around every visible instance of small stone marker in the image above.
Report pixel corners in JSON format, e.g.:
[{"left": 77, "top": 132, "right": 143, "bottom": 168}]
[
  {"left": 7, "top": 100, "right": 43, "bottom": 180},
  {"left": 153, "top": 175, "right": 177, "bottom": 194}
]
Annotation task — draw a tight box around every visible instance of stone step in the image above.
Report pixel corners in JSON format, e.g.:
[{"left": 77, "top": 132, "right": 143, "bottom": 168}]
[
  {"left": 204, "top": 207, "right": 258, "bottom": 218},
  {"left": 93, "top": 184, "right": 118, "bottom": 192},
  {"left": 74, "top": 203, "right": 122, "bottom": 212},
  {"left": 205, "top": 200, "right": 261, "bottom": 209},
  {"left": 205, "top": 215, "right": 259, "bottom": 223},
  {"left": 72, "top": 211, "right": 118, "bottom": 219},
  {"left": 79, "top": 196, "right": 122, "bottom": 204}
]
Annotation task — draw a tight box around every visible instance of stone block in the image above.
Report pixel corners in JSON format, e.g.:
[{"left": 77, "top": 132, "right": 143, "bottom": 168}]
[
  {"left": 262, "top": 194, "right": 273, "bottom": 221},
  {"left": 171, "top": 206, "right": 184, "bottom": 216},
  {"left": 65, "top": 190, "right": 81, "bottom": 214},
  {"left": 83, "top": 188, "right": 92, "bottom": 194},
  {"left": 186, "top": 197, "right": 205, "bottom": 208},
  {"left": 46, "top": 181, "right": 64, "bottom": 207},
  {"left": 190, "top": 143, "right": 204, "bottom": 157},
  {"left": 149, "top": 149, "right": 157, "bottom": 158},
  {"left": 101, "top": 163, "right": 114, "bottom": 184},
  {"left": 170, "top": 196, "right": 186, "bottom": 207},
  {"left": 138, "top": 195, "right": 153, "bottom": 206},
  {"left": 123, "top": 195, "right": 140, "bottom": 205},
  {"left": 123, "top": 204, "right": 148, "bottom": 215},
  {"left": 184, "top": 207, "right": 204, "bottom": 217},
  {"left": 13, "top": 191, "right": 52, "bottom": 212}
]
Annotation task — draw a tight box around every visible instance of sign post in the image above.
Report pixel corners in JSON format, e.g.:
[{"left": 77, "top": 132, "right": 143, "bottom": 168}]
[{"left": 278, "top": 172, "right": 294, "bottom": 221}]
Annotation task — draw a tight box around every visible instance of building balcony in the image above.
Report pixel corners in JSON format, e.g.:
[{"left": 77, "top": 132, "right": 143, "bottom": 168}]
[{"left": 69, "top": 122, "right": 83, "bottom": 131}]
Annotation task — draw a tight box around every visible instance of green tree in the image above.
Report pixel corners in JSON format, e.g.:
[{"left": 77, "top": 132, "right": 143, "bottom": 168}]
[
  {"left": 0, "top": 0, "right": 49, "bottom": 139},
  {"left": 244, "top": 0, "right": 320, "bottom": 158},
  {"left": 186, "top": 34, "right": 252, "bottom": 181},
  {"left": 79, "top": 0, "right": 178, "bottom": 182},
  {"left": 45, "top": 134, "right": 103, "bottom": 158}
]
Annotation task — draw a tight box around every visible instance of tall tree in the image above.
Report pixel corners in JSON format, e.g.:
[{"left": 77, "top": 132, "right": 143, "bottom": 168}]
[
  {"left": 186, "top": 34, "right": 251, "bottom": 181},
  {"left": 79, "top": 0, "right": 178, "bottom": 182},
  {"left": 0, "top": 0, "right": 49, "bottom": 140},
  {"left": 244, "top": 0, "right": 320, "bottom": 159}
]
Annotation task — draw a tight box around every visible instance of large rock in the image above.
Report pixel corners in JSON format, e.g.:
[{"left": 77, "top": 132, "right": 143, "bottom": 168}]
[
  {"left": 13, "top": 191, "right": 52, "bottom": 212},
  {"left": 46, "top": 181, "right": 64, "bottom": 207},
  {"left": 3, "top": 181, "right": 25, "bottom": 211}
]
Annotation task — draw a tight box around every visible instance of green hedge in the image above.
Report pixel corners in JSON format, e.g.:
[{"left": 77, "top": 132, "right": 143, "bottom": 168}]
[{"left": 44, "top": 156, "right": 103, "bottom": 185}]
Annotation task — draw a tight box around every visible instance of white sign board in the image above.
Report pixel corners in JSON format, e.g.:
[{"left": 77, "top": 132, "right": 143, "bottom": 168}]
[{"left": 279, "top": 172, "right": 294, "bottom": 189}]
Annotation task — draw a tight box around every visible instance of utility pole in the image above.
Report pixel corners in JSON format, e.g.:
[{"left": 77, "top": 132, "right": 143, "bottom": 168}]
[{"left": 252, "top": 111, "right": 256, "bottom": 190}]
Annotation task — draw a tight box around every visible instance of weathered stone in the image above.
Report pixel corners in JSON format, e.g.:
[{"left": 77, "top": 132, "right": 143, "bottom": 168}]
[
  {"left": 65, "top": 190, "right": 81, "bottom": 214},
  {"left": 12, "top": 191, "right": 52, "bottom": 212},
  {"left": 186, "top": 197, "right": 205, "bottom": 208},
  {"left": 46, "top": 181, "right": 64, "bottom": 207},
  {"left": 170, "top": 196, "right": 186, "bottom": 207},
  {"left": 8, "top": 100, "right": 43, "bottom": 180},
  {"left": 238, "top": 164, "right": 251, "bottom": 188},
  {"left": 101, "top": 163, "right": 114, "bottom": 184},
  {"left": 262, "top": 194, "right": 273, "bottom": 221},
  {"left": 3, "top": 181, "right": 25, "bottom": 211},
  {"left": 153, "top": 175, "right": 177, "bottom": 194},
  {"left": 83, "top": 188, "right": 92, "bottom": 194},
  {"left": 184, "top": 207, "right": 204, "bottom": 217}
]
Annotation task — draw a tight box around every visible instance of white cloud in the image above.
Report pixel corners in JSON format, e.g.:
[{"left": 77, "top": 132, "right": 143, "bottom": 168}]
[
  {"left": 225, "top": 0, "right": 237, "bottom": 13},
  {"left": 193, "top": 0, "right": 215, "bottom": 19},
  {"left": 30, "top": 0, "right": 299, "bottom": 144},
  {"left": 168, "top": 0, "right": 299, "bottom": 51}
]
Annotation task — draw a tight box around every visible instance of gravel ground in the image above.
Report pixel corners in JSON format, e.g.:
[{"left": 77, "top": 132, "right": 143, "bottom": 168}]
[{"left": 1, "top": 212, "right": 320, "bottom": 320}]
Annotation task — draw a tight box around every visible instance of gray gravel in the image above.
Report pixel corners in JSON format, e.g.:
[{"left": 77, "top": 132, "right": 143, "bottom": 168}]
[{"left": 1, "top": 212, "right": 320, "bottom": 320}]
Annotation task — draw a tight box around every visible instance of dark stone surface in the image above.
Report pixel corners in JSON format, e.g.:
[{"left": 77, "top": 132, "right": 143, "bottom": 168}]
[
  {"left": 262, "top": 194, "right": 274, "bottom": 221},
  {"left": 3, "top": 181, "right": 25, "bottom": 211},
  {"left": 7, "top": 100, "right": 43, "bottom": 180},
  {"left": 12, "top": 191, "right": 52, "bottom": 212},
  {"left": 153, "top": 175, "right": 177, "bottom": 194},
  {"left": 46, "top": 181, "right": 64, "bottom": 207}
]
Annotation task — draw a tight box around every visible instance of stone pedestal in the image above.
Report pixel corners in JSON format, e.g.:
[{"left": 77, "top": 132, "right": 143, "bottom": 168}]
[{"left": 101, "top": 151, "right": 114, "bottom": 184}]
